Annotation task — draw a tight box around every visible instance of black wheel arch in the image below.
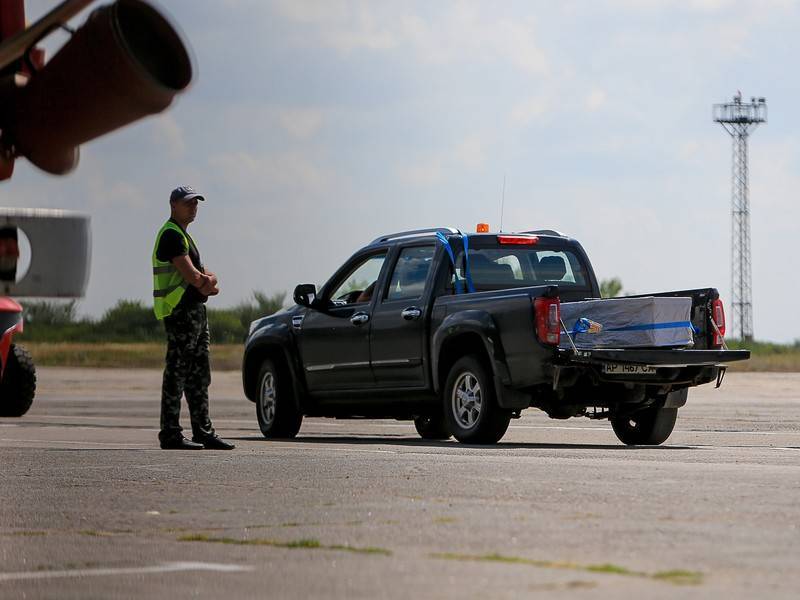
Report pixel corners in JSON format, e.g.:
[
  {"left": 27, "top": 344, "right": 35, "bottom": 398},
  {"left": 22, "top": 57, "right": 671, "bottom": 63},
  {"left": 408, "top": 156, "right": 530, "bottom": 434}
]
[
  {"left": 242, "top": 337, "right": 304, "bottom": 411},
  {"left": 432, "top": 310, "right": 510, "bottom": 394}
]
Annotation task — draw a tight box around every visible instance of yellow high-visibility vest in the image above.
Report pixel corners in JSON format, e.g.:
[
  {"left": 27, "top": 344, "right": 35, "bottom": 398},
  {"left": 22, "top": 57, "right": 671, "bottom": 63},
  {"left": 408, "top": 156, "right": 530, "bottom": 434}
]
[{"left": 152, "top": 221, "right": 194, "bottom": 319}]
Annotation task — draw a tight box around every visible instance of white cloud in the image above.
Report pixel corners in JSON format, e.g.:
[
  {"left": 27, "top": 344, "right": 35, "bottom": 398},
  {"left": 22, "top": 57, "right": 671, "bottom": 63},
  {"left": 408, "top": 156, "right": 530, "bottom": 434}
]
[
  {"left": 600, "top": 0, "right": 789, "bottom": 13},
  {"left": 150, "top": 115, "right": 186, "bottom": 159},
  {"left": 277, "top": 108, "right": 324, "bottom": 139},
  {"left": 510, "top": 96, "right": 551, "bottom": 126},
  {"left": 269, "top": 0, "right": 351, "bottom": 23},
  {"left": 209, "top": 150, "right": 332, "bottom": 195},
  {"left": 397, "top": 135, "right": 488, "bottom": 186},
  {"left": 454, "top": 137, "right": 486, "bottom": 169},
  {"left": 585, "top": 89, "right": 607, "bottom": 112},
  {"left": 397, "top": 159, "right": 444, "bottom": 187},
  {"left": 272, "top": 2, "right": 550, "bottom": 75}
]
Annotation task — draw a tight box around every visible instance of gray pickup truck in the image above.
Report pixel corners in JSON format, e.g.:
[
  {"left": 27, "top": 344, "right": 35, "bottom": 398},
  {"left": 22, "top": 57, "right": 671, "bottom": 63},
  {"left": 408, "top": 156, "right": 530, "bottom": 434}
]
[{"left": 243, "top": 227, "right": 749, "bottom": 445}]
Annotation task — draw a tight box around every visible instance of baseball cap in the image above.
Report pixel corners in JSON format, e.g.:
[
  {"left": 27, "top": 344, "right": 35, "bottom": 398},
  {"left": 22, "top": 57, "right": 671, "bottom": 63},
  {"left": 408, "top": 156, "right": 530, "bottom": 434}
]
[{"left": 170, "top": 186, "right": 205, "bottom": 202}]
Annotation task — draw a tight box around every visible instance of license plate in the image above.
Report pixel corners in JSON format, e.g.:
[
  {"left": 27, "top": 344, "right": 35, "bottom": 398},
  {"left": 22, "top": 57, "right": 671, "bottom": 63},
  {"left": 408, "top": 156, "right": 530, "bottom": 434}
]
[{"left": 602, "top": 363, "right": 657, "bottom": 375}]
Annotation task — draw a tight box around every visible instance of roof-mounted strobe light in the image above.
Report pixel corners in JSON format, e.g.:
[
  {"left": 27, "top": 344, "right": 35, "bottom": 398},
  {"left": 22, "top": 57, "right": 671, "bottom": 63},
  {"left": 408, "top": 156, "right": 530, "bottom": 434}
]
[{"left": 476, "top": 223, "right": 490, "bottom": 233}]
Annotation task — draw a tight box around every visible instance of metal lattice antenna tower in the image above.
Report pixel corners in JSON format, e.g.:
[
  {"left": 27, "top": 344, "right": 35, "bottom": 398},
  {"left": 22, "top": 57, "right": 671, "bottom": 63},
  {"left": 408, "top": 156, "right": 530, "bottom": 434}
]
[{"left": 713, "top": 92, "right": 767, "bottom": 341}]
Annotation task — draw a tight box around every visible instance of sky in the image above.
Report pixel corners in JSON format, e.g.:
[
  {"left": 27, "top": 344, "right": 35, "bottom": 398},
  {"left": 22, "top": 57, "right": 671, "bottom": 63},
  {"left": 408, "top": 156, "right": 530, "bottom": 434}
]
[{"left": 3, "top": 0, "right": 799, "bottom": 342}]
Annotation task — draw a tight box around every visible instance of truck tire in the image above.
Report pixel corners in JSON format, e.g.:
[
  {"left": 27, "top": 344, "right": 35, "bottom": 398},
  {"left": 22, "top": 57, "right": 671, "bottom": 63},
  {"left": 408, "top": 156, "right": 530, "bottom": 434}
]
[
  {"left": 443, "top": 355, "right": 511, "bottom": 444},
  {"left": 413, "top": 414, "right": 451, "bottom": 440},
  {"left": 255, "top": 358, "right": 302, "bottom": 438},
  {"left": 0, "top": 344, "right": 36, "bottom": 417},
  {"left": 611, "top": 405, "right": 678, "bottom": 446}
]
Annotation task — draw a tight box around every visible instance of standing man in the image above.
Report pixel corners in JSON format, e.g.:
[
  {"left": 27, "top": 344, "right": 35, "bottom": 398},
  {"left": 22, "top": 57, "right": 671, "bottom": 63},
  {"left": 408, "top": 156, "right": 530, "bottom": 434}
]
[{"left": 152, "top": 186, "right": 235, "bottom": 450}]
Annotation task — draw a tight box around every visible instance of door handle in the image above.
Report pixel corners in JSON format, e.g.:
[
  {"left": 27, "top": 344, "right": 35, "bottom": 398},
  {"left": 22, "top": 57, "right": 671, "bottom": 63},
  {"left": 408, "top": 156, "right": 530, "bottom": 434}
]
[
  {"left": 401, "top": 306, "right": 422, "bottom": 321},
  {"left": 350, "top": 312, "right": 370, "bottom": 326}
]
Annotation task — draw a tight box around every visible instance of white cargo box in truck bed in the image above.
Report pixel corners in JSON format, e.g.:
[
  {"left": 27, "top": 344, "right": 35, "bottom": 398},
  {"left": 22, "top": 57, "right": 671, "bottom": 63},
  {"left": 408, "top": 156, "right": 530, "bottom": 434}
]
[{"left": 560, "top": 296, "right": 694, "bottom": 349}]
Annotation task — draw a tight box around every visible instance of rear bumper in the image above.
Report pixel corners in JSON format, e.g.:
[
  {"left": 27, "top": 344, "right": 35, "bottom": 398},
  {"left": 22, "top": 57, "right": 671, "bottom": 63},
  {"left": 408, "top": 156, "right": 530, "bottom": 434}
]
[
  {"left": 553, "top": 348, "right": 750, "bottom": 388},
  {"left": 562, "top": 348, "right": 750, "bottom": 367}
]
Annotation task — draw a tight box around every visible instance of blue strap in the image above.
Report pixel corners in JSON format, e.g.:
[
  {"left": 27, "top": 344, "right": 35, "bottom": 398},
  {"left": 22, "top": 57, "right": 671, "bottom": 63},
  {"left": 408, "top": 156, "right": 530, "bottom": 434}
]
[
  {"left": 436, "top": 232, "right": 463, "bottom": 294},
  {"left": 436, "top": 232, "right": 455, "bottom": 263},
  {"left": 606, "top": 321, "right": 695, "bottom": 333},
  {"left": 570, "top": 319, "right": 695, "bottom": 335},
  {"left": 462, "top": 234, "right": 476, "bottom": 293}
]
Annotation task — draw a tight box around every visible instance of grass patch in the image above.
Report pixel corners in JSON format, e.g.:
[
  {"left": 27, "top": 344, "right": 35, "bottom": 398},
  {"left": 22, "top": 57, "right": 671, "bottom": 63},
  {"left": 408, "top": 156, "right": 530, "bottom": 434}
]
[
  {"left": 432, "top": 553, "right": 703, "bottom": 585},
  {"left": 78, "top": 529, "right": 133, "bottom": 537},
  {"left": 726, "top": 340, "right": 800, "bottom": 372},
  {"left": 727, "top": 353, "right": 800, "bottom": 372},
  {"left": 34, "top": 561, "right": 101, "bottom": 572},
  {"left": 652, "top": 570, "right": 704, "bottom": 585},
  {"left": 283, "top": 538, "right": 321, "bottom": 548},
  {"left": 586, "top": 563, "right": 636, "bottom": 575},
  {"left": 19, "top": 339, "right": 800, "bottom": 371},
  {"left": 179, "top": 534, "right": 391, "bottom": 555},
  {"left": 23, "top": 342, "right": 243, "bottom": 370}
]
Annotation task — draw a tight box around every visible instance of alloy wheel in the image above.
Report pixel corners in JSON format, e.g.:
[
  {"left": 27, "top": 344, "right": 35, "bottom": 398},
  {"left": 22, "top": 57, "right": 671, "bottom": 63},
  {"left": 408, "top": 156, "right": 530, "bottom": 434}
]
[
  {"left": 451, "top": 371, "right": 482, "bottom": 429},
  {"left": 259, "top": 371, "right": 276, "bottom": 427}
]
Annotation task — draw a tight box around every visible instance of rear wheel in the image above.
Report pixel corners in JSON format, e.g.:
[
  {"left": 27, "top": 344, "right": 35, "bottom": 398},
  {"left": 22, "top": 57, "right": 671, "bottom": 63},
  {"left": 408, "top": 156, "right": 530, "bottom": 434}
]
[
  {"left": 255, "top": 358, "right": 302, "bottom": 438},
  {"left": 0, "top": 344, "right": 36, "bottom": 417},
  {"left": 611, "top": 404, "right": 677, "bottom": 446},
  {"left": 413, "top": 414, "right": 451, "bottom": 440},
  {"left": 443, "top": 355, "right": 510, "bottom": 444}
]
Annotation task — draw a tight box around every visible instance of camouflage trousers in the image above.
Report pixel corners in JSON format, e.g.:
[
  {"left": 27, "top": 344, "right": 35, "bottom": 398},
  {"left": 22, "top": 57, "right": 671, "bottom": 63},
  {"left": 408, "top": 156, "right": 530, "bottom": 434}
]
[{"left": 159, "top": 303, "right": 215, "bottom": 443}]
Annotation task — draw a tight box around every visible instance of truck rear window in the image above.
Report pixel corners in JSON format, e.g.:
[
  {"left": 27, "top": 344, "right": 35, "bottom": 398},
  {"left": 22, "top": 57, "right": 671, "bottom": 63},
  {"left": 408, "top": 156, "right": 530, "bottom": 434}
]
[{"left": 451, "top": 246, "right": 589, "bottom": 291}]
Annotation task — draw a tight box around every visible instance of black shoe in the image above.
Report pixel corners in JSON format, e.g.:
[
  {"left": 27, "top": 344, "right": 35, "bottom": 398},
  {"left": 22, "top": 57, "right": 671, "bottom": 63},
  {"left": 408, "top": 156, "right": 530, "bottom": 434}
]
[
  {"left": 193, "top": 435, "right": 235, "bottom": 450},
  {"left": 160, "top": 436, "right": 204, "bottom": 450}
]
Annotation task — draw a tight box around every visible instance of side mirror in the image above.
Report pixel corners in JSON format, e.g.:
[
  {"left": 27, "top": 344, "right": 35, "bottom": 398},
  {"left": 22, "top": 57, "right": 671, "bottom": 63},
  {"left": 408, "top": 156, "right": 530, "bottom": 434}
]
[{"left": 293, "top": 284, "right": 317, "bottom": 308}]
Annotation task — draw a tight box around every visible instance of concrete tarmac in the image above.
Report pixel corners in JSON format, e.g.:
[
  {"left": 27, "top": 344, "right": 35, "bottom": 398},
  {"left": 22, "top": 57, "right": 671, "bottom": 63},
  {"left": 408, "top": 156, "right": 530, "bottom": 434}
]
[{"left": 1, "top": 368, "right": 799, "bottom": 599}]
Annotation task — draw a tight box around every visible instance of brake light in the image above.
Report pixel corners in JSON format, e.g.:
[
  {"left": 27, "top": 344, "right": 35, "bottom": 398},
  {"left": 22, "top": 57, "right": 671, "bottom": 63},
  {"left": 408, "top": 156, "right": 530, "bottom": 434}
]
[
  {"left": 711, "top": 298, "right": 726, "bottom": 348},
  {"left": 534, "top": 296, "right": 560, "bottom": 346},
  {"left": 498, "top": 235, "right": 539, "bottom": 245}
]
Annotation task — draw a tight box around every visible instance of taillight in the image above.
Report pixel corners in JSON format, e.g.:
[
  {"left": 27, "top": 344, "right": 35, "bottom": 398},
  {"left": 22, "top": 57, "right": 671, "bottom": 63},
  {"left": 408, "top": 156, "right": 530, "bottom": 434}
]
[
  {"left": 534, "top": 296, "right": 560, "bottom": 346},
  {"left": 711, "top": 298, "right": 726, "bottom": 348}
]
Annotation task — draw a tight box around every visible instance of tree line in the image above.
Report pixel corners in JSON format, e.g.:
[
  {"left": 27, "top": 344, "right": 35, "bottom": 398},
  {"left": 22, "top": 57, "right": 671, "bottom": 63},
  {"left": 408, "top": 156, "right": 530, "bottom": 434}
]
[
  {"left": 20, "top": 278, "right": 624, "bottom": 344},
  {"left": 20, "top": 291, "right": 286, "bottom": 344}
]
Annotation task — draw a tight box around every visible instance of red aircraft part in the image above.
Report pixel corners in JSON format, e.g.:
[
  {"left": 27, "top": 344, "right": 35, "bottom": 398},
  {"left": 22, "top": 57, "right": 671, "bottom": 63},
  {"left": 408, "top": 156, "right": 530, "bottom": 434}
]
[
  {"left": 0, "top": 0, "right": 46, "bottom": 181},
  {"left": 0, "top": 0, "right": 24, "bottom": 180},
  {"left": 0, "top": 297, "right": 23, "bottom": 376}
]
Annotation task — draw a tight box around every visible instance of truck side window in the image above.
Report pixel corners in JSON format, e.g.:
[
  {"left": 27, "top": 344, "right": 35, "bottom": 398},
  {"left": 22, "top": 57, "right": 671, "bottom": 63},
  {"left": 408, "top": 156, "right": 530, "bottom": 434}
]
[
  {"left": 329, "top": 252, "right": 388, "bottom": 304},
  {"left": 385, "top": 246, "right": 435, "bottom": 301}
]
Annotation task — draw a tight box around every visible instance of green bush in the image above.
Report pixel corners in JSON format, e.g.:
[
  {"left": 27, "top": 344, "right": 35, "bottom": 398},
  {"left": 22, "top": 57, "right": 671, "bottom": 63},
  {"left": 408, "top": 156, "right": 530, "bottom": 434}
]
[
  {"left": 22, "top": 300, "right": 78, "bottom": 325},
  {"left": 600, "top": 278, "right": 623, "bottom": 298},
  {"left": 99, "top": 300, "right": 161, "bottom": 341},
  {"left": 18, "top": 291, "right": 287, "bottom": 344},
  {"left": 208, "top": 308, "right": 246, "bottom": 343}
]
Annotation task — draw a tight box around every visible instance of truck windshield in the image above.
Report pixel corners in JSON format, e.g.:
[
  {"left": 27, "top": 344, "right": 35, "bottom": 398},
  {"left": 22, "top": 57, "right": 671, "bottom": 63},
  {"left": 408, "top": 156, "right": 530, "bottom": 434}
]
[{"left": 452, "top": 246, "right": 589, "bottom": 291}]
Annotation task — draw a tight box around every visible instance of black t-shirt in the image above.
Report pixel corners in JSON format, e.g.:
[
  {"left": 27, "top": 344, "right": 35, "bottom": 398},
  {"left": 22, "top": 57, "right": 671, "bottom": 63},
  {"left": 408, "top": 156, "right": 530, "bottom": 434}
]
[{"left": 156, "top": 219, "right": 206, "bottom": 306}]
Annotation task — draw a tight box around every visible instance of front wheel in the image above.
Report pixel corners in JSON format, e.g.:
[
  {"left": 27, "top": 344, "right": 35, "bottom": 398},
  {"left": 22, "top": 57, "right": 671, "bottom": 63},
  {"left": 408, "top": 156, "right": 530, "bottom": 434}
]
[
  {"left": 443, "top": 355, "right": 510, "bottom": 444},
  {"left": 255, "top": 359, "right": 302, "bottom": 438},
  {"left": 611, "top": 405, "right": 678, "bottom": 446},
  {"left": 0, "top": 344, "right": 36, "bottom": 417}
]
